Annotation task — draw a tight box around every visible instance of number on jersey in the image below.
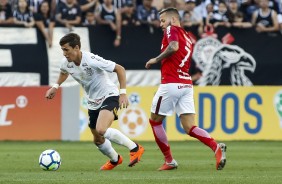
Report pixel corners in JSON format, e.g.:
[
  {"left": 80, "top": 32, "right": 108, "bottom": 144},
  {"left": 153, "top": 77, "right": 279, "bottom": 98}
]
[{"left": 179, "top": 34, "right": 192, "bottom": 67}]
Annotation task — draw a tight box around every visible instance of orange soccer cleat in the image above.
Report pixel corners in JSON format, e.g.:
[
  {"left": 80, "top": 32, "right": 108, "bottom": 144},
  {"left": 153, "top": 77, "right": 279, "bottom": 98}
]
[
  {"left": 100, "top": 155, "right": 123, "bottom": 170},
  {"left": 215, "top": 143, "right": 227, "bottom": 170},
  {"left": 158, "top": 159, "right": 178, "bottom": 171},
  {"left": 128, "top": 144, "right": 145, "bottom": 167}
]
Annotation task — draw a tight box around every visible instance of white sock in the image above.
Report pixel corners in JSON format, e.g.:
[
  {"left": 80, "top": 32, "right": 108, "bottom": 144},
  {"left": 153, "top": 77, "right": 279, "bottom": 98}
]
[
  {"left": 97, "top": 139, "right": 118, "bottom": 162},
  {"left": 104, "top": 128, "right": 137, "bottom": 150}
]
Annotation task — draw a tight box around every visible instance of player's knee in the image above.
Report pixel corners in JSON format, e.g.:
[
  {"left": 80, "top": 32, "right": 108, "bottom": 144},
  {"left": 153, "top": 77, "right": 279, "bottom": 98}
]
[
  {"left": 93, "top": 136, "right": 105, "bottom": 145},
  {"left": 96, "top": 128, "right": 106, "bottom": 137},
  {"left": 182, "top": 123, "right": 195, "bottom": 134}
]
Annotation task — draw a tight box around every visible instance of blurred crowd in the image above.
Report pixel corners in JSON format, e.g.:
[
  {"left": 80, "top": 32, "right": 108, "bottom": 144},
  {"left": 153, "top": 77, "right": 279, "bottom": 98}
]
[{"left": 0, "top": 0, "right": 281, "bottom": 47}]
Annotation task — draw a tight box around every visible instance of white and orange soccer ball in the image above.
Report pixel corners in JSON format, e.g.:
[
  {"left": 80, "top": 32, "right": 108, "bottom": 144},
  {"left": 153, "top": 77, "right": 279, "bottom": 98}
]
[{"left": 119, "top": 106, "right": 148, "bottom": 138}]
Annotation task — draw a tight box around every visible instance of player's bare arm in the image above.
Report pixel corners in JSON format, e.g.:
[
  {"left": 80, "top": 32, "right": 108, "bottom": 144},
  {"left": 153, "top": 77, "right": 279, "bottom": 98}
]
[
  {"left": 113, "top": 64, "right": 129, "bottom": 109},
  {"left": 45, "top": 72, "right": 69, "bottom": 99},
  {"left": 145, "top": 41, "right": 179, "bottom": 69}
]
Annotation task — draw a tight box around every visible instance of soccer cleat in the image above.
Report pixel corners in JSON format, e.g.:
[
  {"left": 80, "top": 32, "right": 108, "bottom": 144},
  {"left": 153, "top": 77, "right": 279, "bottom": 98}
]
[
  {"left": 100, "top": 155, "right": 123, "bottom": 170},
  {"left": 128, "top": 144, "right": 145, "bottom": 167},
  {"left": 158, "top": 159, "right": 178, "bottom": 171},
  {"left": 215, "top": 143, "right": 227, "bottom": 170}
]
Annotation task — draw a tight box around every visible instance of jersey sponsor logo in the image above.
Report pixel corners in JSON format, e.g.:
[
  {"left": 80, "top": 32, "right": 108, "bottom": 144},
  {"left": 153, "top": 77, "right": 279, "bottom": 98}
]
[
  {"left": 178, "top": 84, "right": 192, "bottom": 89},
  {"left": 177, "top": 69, "right": 191, "bottom": 80},
  {"left": 82, "top": 63, "right": 88, "bottom": 67},
  {"left": 193, "top": 37, "right": 256, "bottom": 86},
  {"left": 178, "top": 75, "right": 192, "bottom": 80}
]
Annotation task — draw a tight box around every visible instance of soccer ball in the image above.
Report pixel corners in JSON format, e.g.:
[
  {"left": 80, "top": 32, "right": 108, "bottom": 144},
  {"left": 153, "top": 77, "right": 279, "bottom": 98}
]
[{"left": 39, "top": 149, "right": 61, "bottom": 171}]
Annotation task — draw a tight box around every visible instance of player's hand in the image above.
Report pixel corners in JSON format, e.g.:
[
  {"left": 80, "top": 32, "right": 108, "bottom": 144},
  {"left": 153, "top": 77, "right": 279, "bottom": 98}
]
[
  {"left": 145, "top": 58, "right": 157, "bottom": 69},
  {"left": 119, "top": 94, "right": 129, "bottom": 109},
  {"left": 45, "top": 87, "right": 57, "bottom": 100}
]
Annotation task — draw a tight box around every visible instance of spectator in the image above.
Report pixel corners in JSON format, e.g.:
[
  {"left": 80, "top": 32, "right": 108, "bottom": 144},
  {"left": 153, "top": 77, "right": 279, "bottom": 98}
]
[
  {"left": 203, "top": 2, "right": 213, "bottom": 25},
  {"left": 0, "top": 0, "right": 14, "bottom": 25},
  {"left": 96, "top": 0, "right": 122, "bottom": 47},
  {"left": 206, "top": 0, "right": 231, "bottom": 28},
  {"left": 227, "top": 0, "right": 252, "bottom": 28},
  {"left": 240, "top": 0, "right": 260, "bottom": 22},
  {"left": 55, "top": 0, "right": 82, "bottom": 31},
  {"left": 34, "top": 0, "right": 55, "bottom": 47},
  {"left": 273, "top": 0, "right": 282, "bottom": 33},
  {"left": 163, "top": 0, "right": 177, "bottom": 9},
  {"left": 13, "top": 0, "right": 35, "bottom": 27},
  {"left": 79, "top": 0, "right": 99, "bottom": 23},
  {"left": 121, "top": 2, "right": 136, "bottom": 26},
  {"left": 251, "top": 0, "right": 279, "bottom": 33},
  {"left": 29, "top": 0, "right": 44, "bottom": 13},
  {"left": 232, "top": 11, "right": 253, "bottom": 27},
  {"left": 111, "top": 0, "right": 136, "bottom": 9},
  {"left": 268, "top": 0, "right": 281, "bottom": 14},
  {"left": 8, "top": 0, "right": 18, "bottom": 12},
  {"left": 135, "top": 0, "right": 159, "bottom": 28},
  {"left": 194, "top": 0, "right": 212, "bottom": 19},
  {"left": 83, "top": 10, "right": 96, "bottom": 25},
  {"left": 211, "top": 0, "right": 220, "bottom": 11},
  {"left": 182, "top": 0, "right": 204, "bottom": 36}
]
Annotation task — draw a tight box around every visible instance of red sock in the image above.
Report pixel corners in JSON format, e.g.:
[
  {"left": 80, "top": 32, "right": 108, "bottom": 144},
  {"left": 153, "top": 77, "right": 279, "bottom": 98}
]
[
  {"left": 149, "top": 119, "right": 173, "bottom": 163},
  {"left": 189, "top": 126, "right": 218, "bottom": 152}
]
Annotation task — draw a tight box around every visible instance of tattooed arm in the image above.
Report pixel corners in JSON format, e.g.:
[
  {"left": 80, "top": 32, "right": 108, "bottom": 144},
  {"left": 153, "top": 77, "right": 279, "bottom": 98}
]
[{"left": 145, "top": 41, "right": 179, "bottom": 69}]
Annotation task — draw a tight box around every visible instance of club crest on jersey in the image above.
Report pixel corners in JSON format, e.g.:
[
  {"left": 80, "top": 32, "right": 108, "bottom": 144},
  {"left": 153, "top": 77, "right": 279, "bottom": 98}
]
[
  {"left": 67, "top": 63, "right": 74, "bottom": 68},
  {"left": 193, "top": 37, "right": 256, "bottom": 86},
  {"left": 84, "top": 67, "right": 93, "bottom": 76}
]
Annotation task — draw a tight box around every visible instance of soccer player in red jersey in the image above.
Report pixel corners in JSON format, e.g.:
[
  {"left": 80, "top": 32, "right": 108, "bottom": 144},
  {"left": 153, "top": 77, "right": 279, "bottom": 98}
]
[{"left": 145, "top": 7, "right": 227, "bottom": 171}]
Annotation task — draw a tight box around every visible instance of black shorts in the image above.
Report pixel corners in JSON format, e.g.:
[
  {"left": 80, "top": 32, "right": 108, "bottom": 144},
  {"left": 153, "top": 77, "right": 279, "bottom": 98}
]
[{"left": 88, "top": 96, "right": 119, "bottom": 129}]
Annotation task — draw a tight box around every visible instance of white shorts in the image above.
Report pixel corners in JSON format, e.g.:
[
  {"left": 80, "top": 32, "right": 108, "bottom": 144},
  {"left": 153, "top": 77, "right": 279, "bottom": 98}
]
[{"left": 151, "top": 83, "right": 195, "bottom": 116}]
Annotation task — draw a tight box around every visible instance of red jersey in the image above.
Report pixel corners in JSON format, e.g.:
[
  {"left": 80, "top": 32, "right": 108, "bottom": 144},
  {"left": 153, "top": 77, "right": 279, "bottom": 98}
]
[{"left": 160, "top": 25, "right": 193, "bottom": 84}]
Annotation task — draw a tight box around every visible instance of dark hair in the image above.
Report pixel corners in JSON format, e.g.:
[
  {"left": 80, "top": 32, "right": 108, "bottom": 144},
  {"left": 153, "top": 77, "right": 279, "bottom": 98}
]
[
  {"left": 59, "top": 33, "right": 81, "bottom": 48},
  {"left": 159, "top": 7, "right": 180, "bottom": 20},
  {"left": 38, "top": 0, "right": 51, "bottom": 17}
]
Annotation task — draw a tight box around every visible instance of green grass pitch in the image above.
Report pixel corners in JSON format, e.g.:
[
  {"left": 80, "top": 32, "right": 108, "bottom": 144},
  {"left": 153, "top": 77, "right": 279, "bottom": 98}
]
[{"left": 0, "top": 141, "right": 282, "bottom": 184}]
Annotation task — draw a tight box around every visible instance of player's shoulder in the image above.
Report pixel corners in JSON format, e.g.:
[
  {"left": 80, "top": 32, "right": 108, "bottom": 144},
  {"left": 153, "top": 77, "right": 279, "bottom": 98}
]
[
  {"left": 82, "top": 51, "right": 93, "bottom": 59},
  {"left": 167, "top": 25, "right": 183, "bottom": 30},
  {"left": 165, "top": 25, "right": 183, "bottom": 34}
]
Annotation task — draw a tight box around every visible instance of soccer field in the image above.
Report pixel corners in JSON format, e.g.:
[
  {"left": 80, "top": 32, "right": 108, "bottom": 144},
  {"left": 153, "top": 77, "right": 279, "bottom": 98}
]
[{"left": 0, "top": 141, "right": 281, "bottom": 184}]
